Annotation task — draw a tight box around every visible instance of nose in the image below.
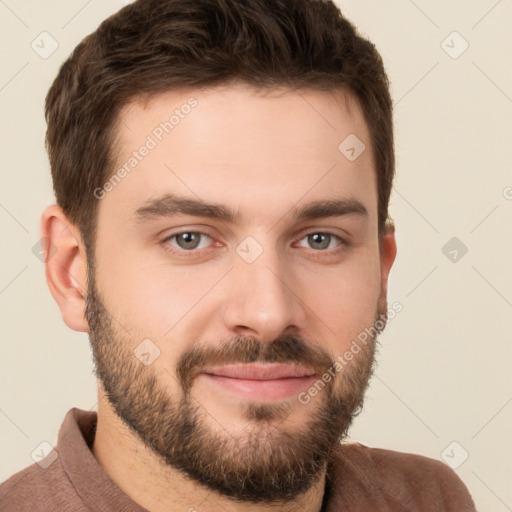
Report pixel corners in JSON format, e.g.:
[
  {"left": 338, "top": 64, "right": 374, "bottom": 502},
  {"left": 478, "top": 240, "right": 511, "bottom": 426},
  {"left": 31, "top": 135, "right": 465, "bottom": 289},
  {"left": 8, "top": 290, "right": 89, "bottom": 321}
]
[{"left": 220, "top": 243, "right": 307, "bottom": 343}]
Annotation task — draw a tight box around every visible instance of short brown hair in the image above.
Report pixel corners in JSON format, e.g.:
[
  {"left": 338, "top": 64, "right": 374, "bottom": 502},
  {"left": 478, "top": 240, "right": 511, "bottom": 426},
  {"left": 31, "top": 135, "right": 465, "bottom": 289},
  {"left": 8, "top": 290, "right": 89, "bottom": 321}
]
[{"left": 45, "top": 0, "right": 394, "bottom": 256}]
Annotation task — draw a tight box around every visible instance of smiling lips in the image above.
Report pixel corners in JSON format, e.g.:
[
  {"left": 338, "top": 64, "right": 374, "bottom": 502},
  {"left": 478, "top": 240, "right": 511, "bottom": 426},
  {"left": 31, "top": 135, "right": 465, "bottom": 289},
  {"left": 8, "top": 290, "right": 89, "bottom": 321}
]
[
  {"left": 203, "top": 363, "right": 315, "bottom": 380},
  {"left": 200, "top": 363, "right": 316, "bottom": 401}
]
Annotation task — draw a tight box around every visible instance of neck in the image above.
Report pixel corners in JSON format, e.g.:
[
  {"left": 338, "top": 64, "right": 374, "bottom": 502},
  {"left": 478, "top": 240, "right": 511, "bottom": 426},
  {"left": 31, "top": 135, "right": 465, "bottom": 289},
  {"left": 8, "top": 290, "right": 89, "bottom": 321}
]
[{"left": 91, "top": 391, "right": 328, "bottom": 512}]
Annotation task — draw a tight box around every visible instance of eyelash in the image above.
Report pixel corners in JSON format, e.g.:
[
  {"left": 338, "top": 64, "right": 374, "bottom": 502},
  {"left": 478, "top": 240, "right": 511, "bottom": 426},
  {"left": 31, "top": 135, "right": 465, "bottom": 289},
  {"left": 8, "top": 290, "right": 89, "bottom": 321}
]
[{"left": 160, "top": 230, "right": 347, "bottom": 258}]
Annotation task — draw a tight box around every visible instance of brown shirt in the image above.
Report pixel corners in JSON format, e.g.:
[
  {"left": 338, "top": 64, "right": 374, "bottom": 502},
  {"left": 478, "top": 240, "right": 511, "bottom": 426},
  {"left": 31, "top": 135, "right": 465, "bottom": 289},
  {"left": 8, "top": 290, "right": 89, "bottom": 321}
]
[{"left": 0, "top": 408, "right": 477, "bottom": 511}]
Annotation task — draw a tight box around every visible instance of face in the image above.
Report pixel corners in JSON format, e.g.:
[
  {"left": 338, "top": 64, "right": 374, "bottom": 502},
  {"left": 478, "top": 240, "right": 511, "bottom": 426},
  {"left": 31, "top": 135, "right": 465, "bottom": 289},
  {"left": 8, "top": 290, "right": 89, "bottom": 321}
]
[{"left": 85, "top": 83, "right": 393, "bottom": 503}]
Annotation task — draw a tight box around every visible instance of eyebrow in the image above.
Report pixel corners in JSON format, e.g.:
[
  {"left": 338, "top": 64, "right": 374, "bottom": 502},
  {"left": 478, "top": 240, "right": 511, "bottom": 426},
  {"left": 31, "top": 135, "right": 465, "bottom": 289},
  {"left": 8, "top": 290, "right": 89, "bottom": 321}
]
[{"left": 132, "top": 193, "right": 368, "bottom": 224}]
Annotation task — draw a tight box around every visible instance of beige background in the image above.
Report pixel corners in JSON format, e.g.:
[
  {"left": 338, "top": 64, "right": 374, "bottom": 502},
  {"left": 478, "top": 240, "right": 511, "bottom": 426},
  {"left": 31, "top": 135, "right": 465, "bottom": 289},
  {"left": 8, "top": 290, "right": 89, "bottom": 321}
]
[{"left": 1, "top": 1, "right": 511, "bottom": 510}]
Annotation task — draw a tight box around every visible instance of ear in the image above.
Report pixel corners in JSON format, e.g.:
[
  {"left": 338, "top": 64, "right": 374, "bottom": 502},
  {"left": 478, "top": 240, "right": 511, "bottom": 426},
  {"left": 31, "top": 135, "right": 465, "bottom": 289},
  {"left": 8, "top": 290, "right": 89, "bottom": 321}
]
[
  {"left": 379, "top": 219, "right": 397, "bottom": 300},
  {"left": 40, "top": 204, "right": 89, "bottom": 332}
]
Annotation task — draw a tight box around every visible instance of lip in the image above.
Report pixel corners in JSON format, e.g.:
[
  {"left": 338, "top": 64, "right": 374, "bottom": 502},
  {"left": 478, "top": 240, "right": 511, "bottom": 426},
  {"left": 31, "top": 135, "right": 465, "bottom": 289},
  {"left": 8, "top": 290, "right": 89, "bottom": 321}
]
[
  {"left": 199, "top": 363, "right": 316, "bottom": 401},
  {"left": 201, "top": 363, "right": 316, "bottom": 380}
]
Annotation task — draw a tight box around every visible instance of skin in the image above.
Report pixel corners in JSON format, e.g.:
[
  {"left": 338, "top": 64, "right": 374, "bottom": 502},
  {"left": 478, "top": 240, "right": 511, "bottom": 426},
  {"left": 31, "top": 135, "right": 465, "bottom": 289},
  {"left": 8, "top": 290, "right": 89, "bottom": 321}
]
[{"left": 41, "top": 83, "right": 397, "bottom": 512}]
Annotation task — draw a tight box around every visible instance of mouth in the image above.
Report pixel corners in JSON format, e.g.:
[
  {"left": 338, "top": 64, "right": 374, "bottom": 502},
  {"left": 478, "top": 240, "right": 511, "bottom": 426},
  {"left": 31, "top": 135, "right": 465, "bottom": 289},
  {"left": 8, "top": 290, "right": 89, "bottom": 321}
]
[{"left": 199, "top": 363, "right": 316, "bottom": 401}]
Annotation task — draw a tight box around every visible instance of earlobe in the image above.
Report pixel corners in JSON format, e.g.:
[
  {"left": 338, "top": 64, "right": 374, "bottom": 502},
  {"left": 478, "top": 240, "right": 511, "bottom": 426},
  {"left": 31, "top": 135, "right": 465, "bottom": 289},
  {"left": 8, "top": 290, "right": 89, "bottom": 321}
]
[{"left": 40, "top": 204, "right": 89, "bottom": 333}]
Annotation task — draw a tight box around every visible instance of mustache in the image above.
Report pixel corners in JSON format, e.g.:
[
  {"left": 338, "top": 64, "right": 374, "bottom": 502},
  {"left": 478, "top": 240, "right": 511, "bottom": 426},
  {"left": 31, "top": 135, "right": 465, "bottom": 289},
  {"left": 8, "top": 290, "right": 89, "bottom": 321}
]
[{"left": 176, "top": 332, "right": 335, "bottom": 395}]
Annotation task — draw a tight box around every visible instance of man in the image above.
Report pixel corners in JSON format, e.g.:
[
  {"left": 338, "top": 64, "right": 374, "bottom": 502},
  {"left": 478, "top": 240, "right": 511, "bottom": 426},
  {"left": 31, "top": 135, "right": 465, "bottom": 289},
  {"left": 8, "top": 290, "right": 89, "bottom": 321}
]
[{"left": 0, "top": 0, "right": 476, "bottom": 510}]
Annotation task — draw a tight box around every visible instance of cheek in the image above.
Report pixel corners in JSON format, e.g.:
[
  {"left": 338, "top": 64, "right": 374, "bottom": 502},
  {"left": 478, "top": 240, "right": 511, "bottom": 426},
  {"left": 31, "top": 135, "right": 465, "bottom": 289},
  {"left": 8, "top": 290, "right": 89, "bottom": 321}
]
[
  {"left": 96, "top": 241, "right": 224, "bottom": 339},
  {"left": 298, "top": 247, "right": 381, "bottom": 345}
]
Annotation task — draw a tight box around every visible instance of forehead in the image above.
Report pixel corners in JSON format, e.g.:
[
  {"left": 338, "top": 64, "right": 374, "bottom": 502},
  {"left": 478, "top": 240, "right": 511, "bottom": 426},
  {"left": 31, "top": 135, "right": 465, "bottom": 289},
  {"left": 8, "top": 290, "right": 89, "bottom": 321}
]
[
  {"left": 101, "top": 83, "right": 376, "bottom": 228},
  {"left": 115, "top": 83, "right": 370, "bottom": 157}
]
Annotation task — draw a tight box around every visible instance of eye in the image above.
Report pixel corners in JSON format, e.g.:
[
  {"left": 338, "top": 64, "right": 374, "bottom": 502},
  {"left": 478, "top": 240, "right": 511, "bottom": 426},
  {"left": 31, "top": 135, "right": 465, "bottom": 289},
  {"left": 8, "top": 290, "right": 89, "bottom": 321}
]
[
  {"left": 163, "top": 231, "right": 213, "bottom": 252},
  {"left": 160, "top": 229, "right": 345, "bottom": 258},
  {"left": 296, "top": 232, "right": 343, "bottom": 251}
]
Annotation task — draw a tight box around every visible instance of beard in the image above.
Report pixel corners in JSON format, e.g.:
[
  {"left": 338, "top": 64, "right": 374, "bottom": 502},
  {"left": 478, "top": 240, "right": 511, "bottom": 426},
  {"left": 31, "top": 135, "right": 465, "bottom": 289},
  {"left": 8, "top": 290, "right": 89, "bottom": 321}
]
[{"left": 85, "top": 265, "right": 387, "bottom": 504}]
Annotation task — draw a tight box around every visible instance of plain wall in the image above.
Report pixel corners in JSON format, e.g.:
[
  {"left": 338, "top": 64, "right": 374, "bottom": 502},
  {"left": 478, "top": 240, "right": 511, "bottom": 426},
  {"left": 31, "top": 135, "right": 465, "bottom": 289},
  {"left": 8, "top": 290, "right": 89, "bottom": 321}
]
[{"left": 1, "top": 1, "right": 511, "bottom": 510}]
